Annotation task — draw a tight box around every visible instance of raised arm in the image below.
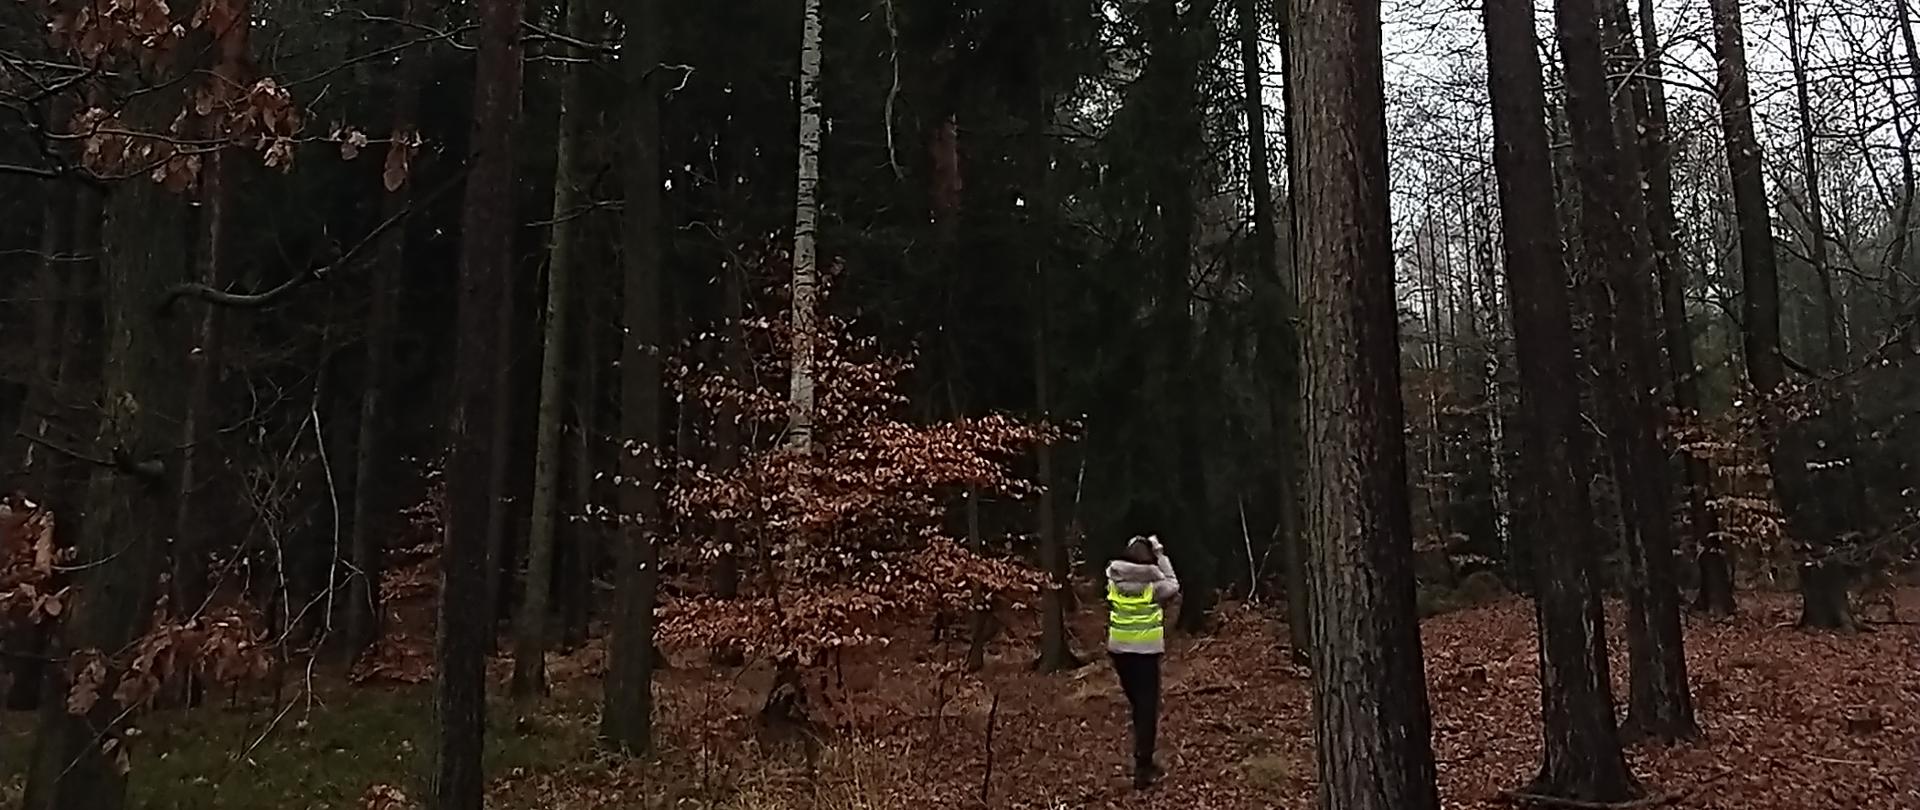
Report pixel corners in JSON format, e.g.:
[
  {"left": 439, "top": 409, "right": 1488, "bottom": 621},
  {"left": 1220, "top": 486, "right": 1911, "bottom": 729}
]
[{"left": 1147, "top": 535, "right": 1180, "bottom": 603}]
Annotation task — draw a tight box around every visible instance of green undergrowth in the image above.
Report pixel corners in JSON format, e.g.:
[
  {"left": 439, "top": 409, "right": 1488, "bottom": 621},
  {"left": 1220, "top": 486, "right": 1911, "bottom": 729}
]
[{"left": 0, "top": 685, "right": 600, "bottom": 810}]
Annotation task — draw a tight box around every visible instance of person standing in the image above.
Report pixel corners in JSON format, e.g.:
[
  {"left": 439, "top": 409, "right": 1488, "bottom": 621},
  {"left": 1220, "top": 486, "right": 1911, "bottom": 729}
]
[{"left": 1106, "top": 534, "right": 1179, "bottom": 789}]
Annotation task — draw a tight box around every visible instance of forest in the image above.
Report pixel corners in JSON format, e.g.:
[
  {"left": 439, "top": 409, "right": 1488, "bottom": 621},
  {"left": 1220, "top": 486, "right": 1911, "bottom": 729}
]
[{"left": 0, "top": 0, "right": 1916, "bottom": 805}]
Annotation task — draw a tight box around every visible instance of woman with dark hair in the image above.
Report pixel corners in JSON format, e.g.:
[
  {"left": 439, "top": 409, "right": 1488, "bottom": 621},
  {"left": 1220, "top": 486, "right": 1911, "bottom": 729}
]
[{"left": 1106, "top": 534, "right": 1179, "bottom": 789}]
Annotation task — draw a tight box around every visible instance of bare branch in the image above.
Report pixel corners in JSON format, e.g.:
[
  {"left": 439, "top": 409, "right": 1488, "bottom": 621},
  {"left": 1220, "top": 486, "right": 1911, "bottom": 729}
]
[{"left": 162, "top": 169, "right": 465, "bottom": 312}]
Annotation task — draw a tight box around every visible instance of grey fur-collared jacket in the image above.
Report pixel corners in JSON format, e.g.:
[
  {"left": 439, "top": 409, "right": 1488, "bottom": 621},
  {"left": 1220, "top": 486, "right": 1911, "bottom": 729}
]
[{"left": 1104, "top": 549, "right": 1179, "bottom": 655}]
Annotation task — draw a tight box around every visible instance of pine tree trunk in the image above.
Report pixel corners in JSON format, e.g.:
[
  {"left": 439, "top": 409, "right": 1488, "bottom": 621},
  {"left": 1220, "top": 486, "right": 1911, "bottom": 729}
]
[
  {"left": 344, "top": 0, "right": 431, "bottom": 659},
  {"left": 1481, "top": 0, "right": 1637, "bottom": 797},
  {"left": 1241, "top": 0, "right": 1308, "bottom": 631},
  {"left": 1274, "top": 0, "right": 1313, "bottom": 670},
  {"left": 171, "top": 0, "right": 252, "bottom": 676},
  {"left": 483, "top": 287, "right": 517, "bottom": 647},
  {"left": 512, "top": 0, "right": 597, "bottom": 703},
  {"left": 1286, "top": 0, "right": 1439, "bottom": 804},
  {"left": 435, "top": 0, "right": 524, "bottom": 799},
  {"left": 602, "top": 0, "right": 665, "bottom": 754}
]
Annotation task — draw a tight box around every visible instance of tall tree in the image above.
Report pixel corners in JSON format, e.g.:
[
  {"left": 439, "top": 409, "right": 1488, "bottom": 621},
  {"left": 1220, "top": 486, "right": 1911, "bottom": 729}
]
[
  {"left": 1274, "top": 0, "right": 1313, "bottom": 668},
  {"left": 22, "top": 158, "right": 185, "bottom": 810},
  {"left": 1558, "top": 0, "right": 1698, "bottom": 741},
  {"left": 1783, "top": 0, "right": 1872, "bottom": 616},
  {"left": 1629, "top": 0, "right": 1732, "bottom": 616},
  {"left": 1139, "top": 0, "right": 1221, "bottom": 634},
  {"left": 786, "top": 0, "right": 823, "bottom": 457},
  {"left": 1032, "top": 259, "right": 1079, "bottom": 672},
  {"left": 1241, "top": 0, "right": 1308, "bottom": 665},
  {"left": 436, "top": 0, "right": 525, "bottom": 799},
  {"left": 172, "top": 0, "right": 252, "bottom": 644},
  {"left": 513, "top": 0, "right": 598, "bottom": 703},
  {"left": 1893, "top": 0, "right": 1918, "bottom": 314},
  {"left": 602, "top": 0, "right": 666, "bottom": 753},
  {"left": 344, "top": 0, "right": 433, "bottom": 659},
  {"left": 1481, "top": 0, "right": 1636, "bottom": 798},
  {"left": 1286, "top": 0, "right": 1439, "bottom": 804},
  {"left": 1706, "top": 0, "right": 1853, "bottom": 630}
]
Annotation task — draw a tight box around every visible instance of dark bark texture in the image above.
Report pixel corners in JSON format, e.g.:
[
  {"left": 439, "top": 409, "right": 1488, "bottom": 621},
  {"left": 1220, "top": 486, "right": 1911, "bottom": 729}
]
[
  {"left": 1481, "top": 0, "right": 1637, "bottom": 798},
  {"left": 1705, "top": 0, "right": 1852, "bottom": 632},
  {"left": 1556, "top": 0, "right": 1698, "bottom": 742},
  {"left": 602, "top": 0, "right": 665, "bottom": 754},
  {"left": 1286, "top": 0, "right": 1440, "bottom": 805},
  {"left": 22, "top": 170, "right": 183, "bottom": 810},
  {"left": 1626, "top": 0, "right": 1733, "bottom": 617},
  {"left": 434, "top": 0, "right": 525, "bottom": 800}
]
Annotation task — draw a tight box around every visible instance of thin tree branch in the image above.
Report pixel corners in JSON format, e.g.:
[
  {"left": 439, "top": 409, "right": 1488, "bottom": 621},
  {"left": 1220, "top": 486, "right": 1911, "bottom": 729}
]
[{"left": 160, "top": 169, "right": 465, "bottom": 312}]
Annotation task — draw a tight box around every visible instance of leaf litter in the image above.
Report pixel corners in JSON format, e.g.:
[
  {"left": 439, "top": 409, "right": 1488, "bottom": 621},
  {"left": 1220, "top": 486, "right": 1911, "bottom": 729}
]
[{"left": 415, "top": 588, "right": 1920, "bottom": 809}]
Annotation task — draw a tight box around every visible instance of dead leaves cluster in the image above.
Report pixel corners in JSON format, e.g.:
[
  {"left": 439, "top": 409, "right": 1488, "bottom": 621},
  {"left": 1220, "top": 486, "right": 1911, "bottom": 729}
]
[
  {"left": 0, "top": 496, "right": 68, "bottom": 628},
  {"left": 63, "top": 601, "right": 272, "bottom": 720},
  {"left": 618, "top": 269, "right": 1062, "bottom": 664},
  {"left": 586, "top": 591, "right": 1917, "bottom": 809}
]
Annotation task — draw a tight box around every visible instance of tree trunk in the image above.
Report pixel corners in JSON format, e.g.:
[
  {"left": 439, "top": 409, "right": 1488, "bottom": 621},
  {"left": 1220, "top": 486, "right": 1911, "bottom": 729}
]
[
  {"left": 1242, "top": 0, "right": 1308, "bottom": 648},
  {"left": 344, "top": 0, "right": 431, "bottom": 659},
  {"left": 963, "top": 489, "right": 998, "bottom": 672},
  {"left": 22, "top": 167, "right": 185, "bottom": 810},
  {"left": 1785, "top": 0, "right": 1869, "bottom": 630},
  {"left": 483, "top": 285, "right": 517, "bottom": 647},
  {"left": 1891, "top": 0, "right": 1919, "bottom": 331},
  {"left": 435, "top": 0, "right": 524, "bottom": 800},
  {"left": 1629, "top": 0, "right": 1730, "bottom": 616},
  {"left": 4, "top": 160, "right": 71, "bottom": 498},
  {"left": 171, "top": 142, "right": 222, "bottom": 684},
  {"left": 2, "top": 181, "right": 71, "bottom": 712},
  {"left": 785, "top": 0, "right": 823, "bottom": 456},
  {"left": 1556, "top": 0, "right": 1698, "bottom": 743},
  {"left": 1240, "top": 0, "right": 1277, "bottom": 286},
  {"left": 174, "top": 0, "right": 253, "bottom": 654},
  {"left": 1032, "top": 261, "right": 1079, "bottom": 672},
  {"left": 512, "top": 0, "right": 597, "bottom": 703},
  {"left": 602, "top": 0, "right": 665, "bottom": 754},
  {"left": 559, "top": 281, "right": 600, "bottom": 651},
  {"left": 1275, "top": 0, "right": 1312, "bottom": 668},
  {"left": 1481, "top": 0, "right": 1637, "bottom": 797},
  {"left": 1706, "top": 0, "right": 1851, "bottom": 632},
  {"left": 1286, "top": 0, "right": 1439, "bottom": 805}
]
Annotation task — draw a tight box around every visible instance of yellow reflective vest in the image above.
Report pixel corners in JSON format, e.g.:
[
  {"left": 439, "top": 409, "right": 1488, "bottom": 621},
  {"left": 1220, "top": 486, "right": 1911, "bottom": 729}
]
[{"left": 1106, "top": 582, "right": 1164, "bottom": 647}]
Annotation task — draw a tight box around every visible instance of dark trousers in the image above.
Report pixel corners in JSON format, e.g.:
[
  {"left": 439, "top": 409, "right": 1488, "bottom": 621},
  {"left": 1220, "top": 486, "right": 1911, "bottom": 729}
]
[{"left": 1111, "top": 652, "right": 1161, "bottom": 768}]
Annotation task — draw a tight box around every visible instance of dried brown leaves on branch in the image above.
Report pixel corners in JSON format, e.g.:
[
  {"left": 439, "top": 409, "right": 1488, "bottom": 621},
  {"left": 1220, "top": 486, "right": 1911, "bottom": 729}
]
[
  {"left": 16, "top": 491, "right": 274, "bottom": 723},
  {"left": 64, "top": 599, "right": 273, "bottom": 717},
  {"left": 1673, "top": 400, "right": 1788, "bottom": 559},
  {"left": 20, "top": 0, "right": 329, "bottom": 186},
  {"left": 0, "top": 496, "right": 69, "bottom": 627},
  {"left": 618, "top": 255, "right": 1063, "bottom": 663}
]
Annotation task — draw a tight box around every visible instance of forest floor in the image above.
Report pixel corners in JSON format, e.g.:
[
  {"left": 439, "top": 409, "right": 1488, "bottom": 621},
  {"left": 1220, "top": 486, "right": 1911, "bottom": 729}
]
[{"left": 3, "top": 587, "right": 1917, "bottom": 809}]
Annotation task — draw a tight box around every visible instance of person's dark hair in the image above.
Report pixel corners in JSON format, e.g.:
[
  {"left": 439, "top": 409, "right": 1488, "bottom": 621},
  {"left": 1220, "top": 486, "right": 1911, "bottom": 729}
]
[{"left": 1121, "top": 537, "right": 1156, "bottom": 564}]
